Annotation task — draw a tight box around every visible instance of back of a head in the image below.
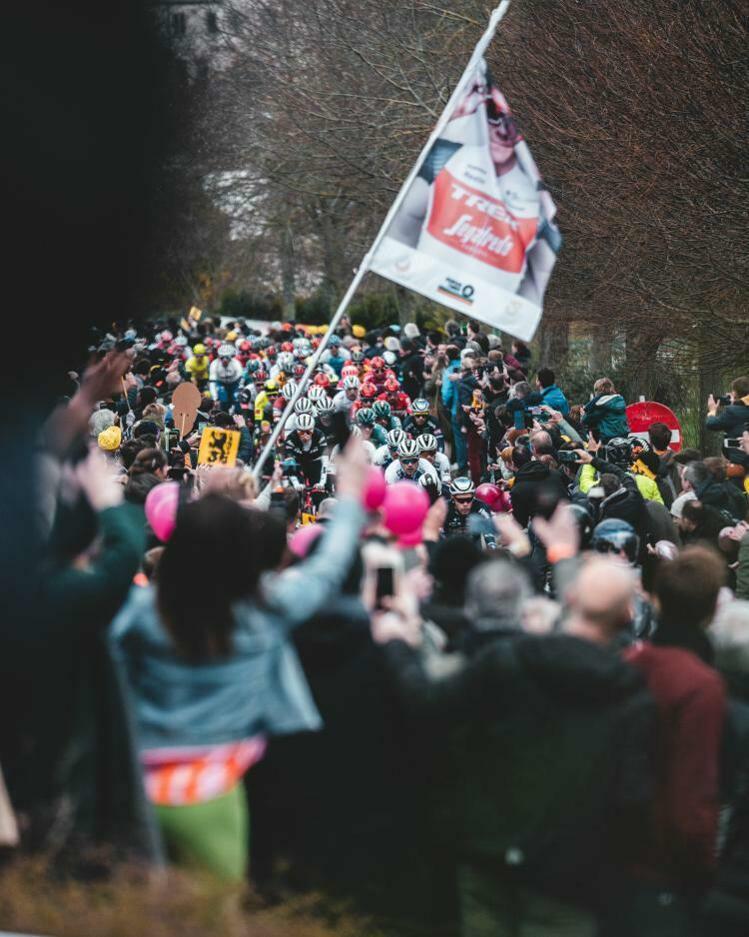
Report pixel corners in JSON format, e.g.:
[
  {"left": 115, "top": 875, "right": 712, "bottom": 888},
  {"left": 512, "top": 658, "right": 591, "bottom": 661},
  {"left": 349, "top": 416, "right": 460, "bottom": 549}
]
[
  {"left": 703, "top": 456, "right": 726, "bottom": 482},
  {"left": 654, "top": 545, "right": 725, "bottom": 633},
  {"left": 683, "top": 460, "right": 710, "bottom": 490},
  {"left": 647, "top": 422, "right": 671, "bottom": 452},
  {"left": 213, "top": 410, "right": 234, "bottom": 428},
  {"left": 429, "top": 536, "right": 485, "bottom": 606},
  {"left": 465, "top": 559, "right": 531, "bottom": 630},
  {"left": 568, "top": 557, "right": 637, "bottom": 640},
  {"left": 125, "top": 471, "right": 160, "bottom": 505},
  {"left": 157, "top": 496, "right": 284, "bottom": 661},
  {"left": 593, "top": 377, "right": 615, "bottom": 396},
  {"left": 89, "top": 408, "right": 116, "bottom": 438},
  {"left": 731, "top": 375, "right": 749, "bottom": 399},
  {"left": 672, "top": 447, "right": 701, "bottom": 468},
  {"left": 710, "top": 601, "right": 749, "bottom": 676},
  {"left": 537, "top": 367, "right": 555, "bottom": 388},
  {"left": 130, "top": 447, "right": 167, "bottom": 478}
]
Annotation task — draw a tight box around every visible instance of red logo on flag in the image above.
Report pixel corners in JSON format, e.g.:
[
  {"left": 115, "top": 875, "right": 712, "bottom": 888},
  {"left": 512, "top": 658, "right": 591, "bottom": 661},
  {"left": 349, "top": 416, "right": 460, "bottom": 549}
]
[{"left": 427, "top": 170, "right": 538, "bottom": 274}]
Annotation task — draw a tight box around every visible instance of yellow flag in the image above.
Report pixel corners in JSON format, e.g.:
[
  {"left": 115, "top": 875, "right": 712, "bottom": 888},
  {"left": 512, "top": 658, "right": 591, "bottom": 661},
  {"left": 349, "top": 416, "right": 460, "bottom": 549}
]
[{"left": 197, "top": 427, "right": 241, "bottom": 467}]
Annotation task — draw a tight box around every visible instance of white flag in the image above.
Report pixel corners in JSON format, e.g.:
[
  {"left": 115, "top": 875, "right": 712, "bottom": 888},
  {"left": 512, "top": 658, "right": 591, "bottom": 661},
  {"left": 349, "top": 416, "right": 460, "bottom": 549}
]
[{"left": 370, "top": 59, "right": 561, "bottom": 341}]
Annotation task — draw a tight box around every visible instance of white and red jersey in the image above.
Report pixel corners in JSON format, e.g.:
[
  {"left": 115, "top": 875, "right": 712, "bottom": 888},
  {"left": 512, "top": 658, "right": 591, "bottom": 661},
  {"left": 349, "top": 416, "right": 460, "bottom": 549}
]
[{"left": 418, "top": 140, "right": 540, "bottom": 294}]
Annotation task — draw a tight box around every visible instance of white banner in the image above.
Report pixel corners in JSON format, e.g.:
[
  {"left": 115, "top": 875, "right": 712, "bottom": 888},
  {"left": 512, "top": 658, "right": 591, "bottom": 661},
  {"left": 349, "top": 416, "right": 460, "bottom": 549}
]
[{"left": 370, "top": 58, "right": 560, "bottom": 341}]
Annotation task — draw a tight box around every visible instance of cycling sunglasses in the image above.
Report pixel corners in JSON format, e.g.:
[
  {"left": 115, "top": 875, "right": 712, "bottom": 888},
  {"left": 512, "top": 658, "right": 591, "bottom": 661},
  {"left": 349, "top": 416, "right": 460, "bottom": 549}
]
[
  {"left": 453, "top": 495, "right": 473, "bottom": 504},
  {"left": 400, "top": 458, "right": 418, "bottom": 466}
]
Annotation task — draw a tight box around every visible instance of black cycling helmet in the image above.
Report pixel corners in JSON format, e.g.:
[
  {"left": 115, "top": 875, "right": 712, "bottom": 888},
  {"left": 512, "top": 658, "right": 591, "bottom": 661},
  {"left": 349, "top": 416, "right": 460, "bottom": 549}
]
[
  {"left": 591, "top": 518, "right": 639, "bottom": 564},
  {"left": 602, "top": 437, "right": 633, "bottom": 466},
  {"left": 418, "top": 472, "right": 441, "bottom": 504}
]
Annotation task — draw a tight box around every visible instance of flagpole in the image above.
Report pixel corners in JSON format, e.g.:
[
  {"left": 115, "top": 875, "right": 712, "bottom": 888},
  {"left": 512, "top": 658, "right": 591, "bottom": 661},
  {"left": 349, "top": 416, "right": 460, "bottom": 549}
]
[{"left": 251, "top": 1, "right": 512, "bottom": 480}]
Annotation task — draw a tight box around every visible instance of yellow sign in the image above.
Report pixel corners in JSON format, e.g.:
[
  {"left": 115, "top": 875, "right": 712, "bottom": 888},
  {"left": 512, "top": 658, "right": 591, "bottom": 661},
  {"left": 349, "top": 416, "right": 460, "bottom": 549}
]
[
  {"left": 301, "top": 513, "right": 317, "bottom": 526},
  {"left": 189, "top": 305, "right": 202, "bottom": 322},
  {"left": 180, "top": 317, "right": 191, "bottom": 332},
  {"left": 197, "top": 428, "right": 240, "bottom": 467}
]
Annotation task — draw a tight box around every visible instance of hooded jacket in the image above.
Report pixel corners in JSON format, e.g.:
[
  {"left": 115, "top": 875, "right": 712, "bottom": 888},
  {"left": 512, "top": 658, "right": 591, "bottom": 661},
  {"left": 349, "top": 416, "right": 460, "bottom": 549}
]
[
  {"left": 510, "top": 460, "right": 570, "bottom": 528},
  {"left": 539, "top": 383, "right": 570, "bottom": 416},
  {"left": 695, "top": 476, "right": 748, "bottom": 524},
  {"left": 705, "top": 397, "right": 749, "bottom": 439},
  {"left": 582, "top": 393, "right": 630, "bottom": 442},
  {"left": 383, "top": 633, "right": 655, "bottom": 908}
]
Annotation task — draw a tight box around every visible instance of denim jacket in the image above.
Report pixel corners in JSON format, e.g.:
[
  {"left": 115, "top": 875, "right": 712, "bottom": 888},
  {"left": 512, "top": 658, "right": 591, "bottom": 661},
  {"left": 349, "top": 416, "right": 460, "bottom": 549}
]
[{"left": 109, "top": 498, "right": 366, "bottom": 752}]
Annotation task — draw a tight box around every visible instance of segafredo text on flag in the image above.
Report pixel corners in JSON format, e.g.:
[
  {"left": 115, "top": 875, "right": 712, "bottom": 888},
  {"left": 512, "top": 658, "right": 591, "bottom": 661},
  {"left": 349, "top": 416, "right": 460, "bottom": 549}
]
[{"left": 370, "top": 59, "right": 561, "bottom": 342}]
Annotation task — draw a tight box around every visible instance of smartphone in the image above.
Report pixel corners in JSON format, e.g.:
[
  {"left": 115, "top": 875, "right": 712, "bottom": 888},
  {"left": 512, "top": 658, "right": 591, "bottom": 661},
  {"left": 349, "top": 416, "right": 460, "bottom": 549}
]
[
  {"left": 374, "top": 566, "right": 395, "bottom": 609},
  {"left": 558, "top": 450, "right": 579, "bottom": 464},
  {"left": 528, "top": 406, "right": 543, "bottom": 416},
  {"left": 724, "top": 438, "right": 742, "bottom": 449}
]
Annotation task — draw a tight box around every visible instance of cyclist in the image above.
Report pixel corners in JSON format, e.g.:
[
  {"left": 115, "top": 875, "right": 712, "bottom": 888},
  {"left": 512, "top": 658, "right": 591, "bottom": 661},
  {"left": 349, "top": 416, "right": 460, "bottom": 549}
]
[
  {"left": 403, "top": 398, "right": 445, "bottom": 450},
  {"left": 442, "top": 477, "right": 497, "bottom": 549},
  {"left": 385, "top": 438, "right": 439, "bottom": 485},
  {"left": 283, "top": 413, "right": 327, "bottom": 487},
  {"left": 209, "top": 343, "right": 243, "bottom": 411}
]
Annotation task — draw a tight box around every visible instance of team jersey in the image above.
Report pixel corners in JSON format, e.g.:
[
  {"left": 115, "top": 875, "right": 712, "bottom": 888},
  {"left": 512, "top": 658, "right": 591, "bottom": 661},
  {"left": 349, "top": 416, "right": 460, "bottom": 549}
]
[
  {"left": 442, "top": 501, "right": 497, "bottom": 549},
  {"left": 185, "top": 355, "right": 210, "bottom": 382},
  {"left": 384, "top": 458, "right": 439, "bottom": 486},
  {"left": 417, "top": 134, "right": 540, "bottom": 294}
]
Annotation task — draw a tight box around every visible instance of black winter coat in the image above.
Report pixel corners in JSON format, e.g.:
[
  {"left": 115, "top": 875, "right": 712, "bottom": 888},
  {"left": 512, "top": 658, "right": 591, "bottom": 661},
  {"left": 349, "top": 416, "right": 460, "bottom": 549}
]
[
  {"left": 511, "top": 460, "right": 570, "bottom": 528},
  {"left": 383, "top": 633, "right": 655, "bottom": 909}
]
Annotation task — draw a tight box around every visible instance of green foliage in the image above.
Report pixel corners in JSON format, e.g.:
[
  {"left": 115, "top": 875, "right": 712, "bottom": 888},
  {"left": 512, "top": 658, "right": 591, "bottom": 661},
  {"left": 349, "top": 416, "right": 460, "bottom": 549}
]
[{"left": 217, "top": 290, "right": 282, "bottom": 321}]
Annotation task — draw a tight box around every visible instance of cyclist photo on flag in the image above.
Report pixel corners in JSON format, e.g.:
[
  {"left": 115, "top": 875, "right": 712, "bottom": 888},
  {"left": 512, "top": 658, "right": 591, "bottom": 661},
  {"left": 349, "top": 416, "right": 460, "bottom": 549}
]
[{"left": 372, "top": 60, "right": 561, "bottom": 338}]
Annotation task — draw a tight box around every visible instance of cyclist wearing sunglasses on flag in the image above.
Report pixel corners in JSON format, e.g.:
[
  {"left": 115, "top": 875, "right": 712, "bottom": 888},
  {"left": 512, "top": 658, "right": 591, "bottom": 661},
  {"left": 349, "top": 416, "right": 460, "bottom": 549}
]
[{"left": 386, "top": 65, "right": 560, "bottom": 307}]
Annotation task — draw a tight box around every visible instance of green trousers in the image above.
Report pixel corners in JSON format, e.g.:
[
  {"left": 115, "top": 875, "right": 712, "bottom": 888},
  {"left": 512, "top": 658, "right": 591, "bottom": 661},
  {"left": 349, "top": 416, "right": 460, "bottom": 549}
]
[{"left": 154, "top": 785, "right": 248, "bottom": 882}]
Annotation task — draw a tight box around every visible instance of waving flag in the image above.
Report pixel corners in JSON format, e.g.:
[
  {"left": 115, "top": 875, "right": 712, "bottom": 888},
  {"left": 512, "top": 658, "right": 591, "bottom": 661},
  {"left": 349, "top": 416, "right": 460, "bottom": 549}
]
[{"left": 370, "top": 57, "right": 560, "bottom": 341}]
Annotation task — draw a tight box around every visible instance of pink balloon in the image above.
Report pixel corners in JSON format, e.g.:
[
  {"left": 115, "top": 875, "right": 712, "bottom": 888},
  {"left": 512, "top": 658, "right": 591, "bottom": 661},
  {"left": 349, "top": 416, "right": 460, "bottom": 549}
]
[
  {"left": 145, "top": 482, "right": 180, "bottom": 542},
  {"left": 397, "top": 527, "right": 423, "bottom": 549},
  {"left": 362, "top": 466, "right": 387, "bottom": 511},
  {"left": 289, "top": 523, "right": 323, "bottom": 559},
  {"left": 382, "top": 481, "right": 430, "bottom": 536}
]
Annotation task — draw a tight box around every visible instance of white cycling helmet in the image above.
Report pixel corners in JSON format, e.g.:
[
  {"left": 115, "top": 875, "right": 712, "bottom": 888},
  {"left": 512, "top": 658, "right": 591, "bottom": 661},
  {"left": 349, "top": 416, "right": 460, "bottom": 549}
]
[
  {"left": 294, "top": 397, "right": 315, "bottom": 415},
  {"left": 296, "top": 413, "right": 315, "bottom": 432},
  {"left": 411, "top": 398, "right": 430, "bottom": 415},
  {"left": 342, "top": 375, "right": 360, "bottom": 391},
  {"left": 449, "top": 476, "right": 475, "bottom": 497},
  {"left": 397, "top": 439, "right": 420, "bottom": 460},
  {"left": 417, "top": 434, "right": 437, "bottom": 453},
  {"left": 316, "top": 396, "right": 334, "bottom": 414},
  {"left": 387, "top": 429, "right": 407, "bottom": 449},
  {"left": 282, "top": 381, "right": 298, "bottom": 401}
]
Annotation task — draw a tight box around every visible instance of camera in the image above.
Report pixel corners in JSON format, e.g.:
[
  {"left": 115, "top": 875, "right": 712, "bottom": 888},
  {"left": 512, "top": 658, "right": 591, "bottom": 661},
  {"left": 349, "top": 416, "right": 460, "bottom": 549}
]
[
  {"left": 715, "top": 394, "right": 731, "bottom": 406},
  {"left": 558, "top": 450, "right": 579, "bottom": 464}
]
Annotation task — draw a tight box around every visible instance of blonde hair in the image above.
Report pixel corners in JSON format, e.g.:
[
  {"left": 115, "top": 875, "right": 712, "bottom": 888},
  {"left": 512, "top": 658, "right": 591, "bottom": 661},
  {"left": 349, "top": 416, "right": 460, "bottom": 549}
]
[
  {"left": 197, "top": 466, "right": 258, "bottom": 502},
  {"left": 593, "top": 377, "right": 616, "bottom": 395}
]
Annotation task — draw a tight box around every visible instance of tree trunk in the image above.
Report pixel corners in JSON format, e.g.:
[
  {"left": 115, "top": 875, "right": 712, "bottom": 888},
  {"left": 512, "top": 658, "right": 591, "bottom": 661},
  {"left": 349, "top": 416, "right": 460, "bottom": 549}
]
[
  {"left": 624, "top": 325, "right": 664, "bottom": 401},
  {"left": 591, "top": 323, "right": 613, "bottom": 375},
  {"left": 537, "top": 320, "right": 569, "bottom": 371},
  {"left": 279, "top": 224, "right": 295, "bottom": 321}
]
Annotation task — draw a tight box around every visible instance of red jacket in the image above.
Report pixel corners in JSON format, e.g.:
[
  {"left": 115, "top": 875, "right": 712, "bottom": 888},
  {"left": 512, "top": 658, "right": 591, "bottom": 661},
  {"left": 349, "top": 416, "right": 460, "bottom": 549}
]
[{"left": 623, "top": 643, "right": 725, "bottom": 890}]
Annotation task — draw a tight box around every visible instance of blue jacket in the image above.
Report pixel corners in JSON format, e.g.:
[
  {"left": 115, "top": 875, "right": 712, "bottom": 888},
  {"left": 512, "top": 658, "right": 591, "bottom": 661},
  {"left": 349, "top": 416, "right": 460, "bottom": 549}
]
[
  {"left": 110, "top": 498, "right": 366, "bottom": 752},
  {"left": 441, "top": 360, "right": 462, "bottom": 418},
  {"left": 539, "top": 384, "right": 570, "bottom": 416}
]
